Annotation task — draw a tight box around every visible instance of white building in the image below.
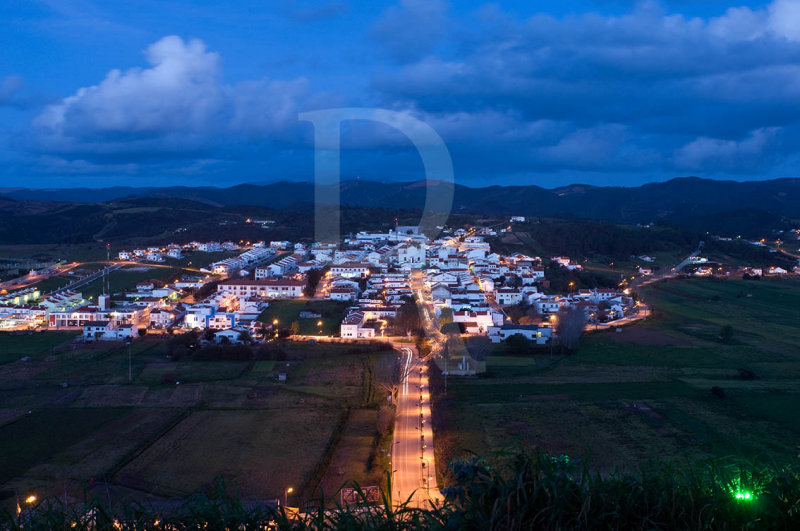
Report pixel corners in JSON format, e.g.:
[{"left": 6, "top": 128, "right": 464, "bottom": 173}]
[
  {"left": 488, "top": 324, "right": 552, "bottom": 344},
  {"left": 217, "top": 278, "right": 305, "bottom": 299}
]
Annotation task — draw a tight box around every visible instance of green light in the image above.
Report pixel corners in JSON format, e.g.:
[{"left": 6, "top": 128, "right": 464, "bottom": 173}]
[{"left": 734, "top": 491, "right": 754, "bottom": 501}]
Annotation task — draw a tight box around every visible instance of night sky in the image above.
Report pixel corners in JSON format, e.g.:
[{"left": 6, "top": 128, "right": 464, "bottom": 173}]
[{"left": 1, "top": 0, "right": 798, "bottom": 189}]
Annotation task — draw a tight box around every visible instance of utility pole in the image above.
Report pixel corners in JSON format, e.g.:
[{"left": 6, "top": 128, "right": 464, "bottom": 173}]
[{"left": 106, "top": 243, "right": 111, "bottom": 296}]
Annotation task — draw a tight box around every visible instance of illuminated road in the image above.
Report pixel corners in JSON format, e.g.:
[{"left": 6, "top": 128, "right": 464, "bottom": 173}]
[{"left": 392, "top": 347, "right": 442, "bottom": 508}]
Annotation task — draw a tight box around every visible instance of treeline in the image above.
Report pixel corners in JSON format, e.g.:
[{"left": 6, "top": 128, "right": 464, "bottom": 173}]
[
  {"left": 497, "top": 218, "right": 698, "bottom": 261},
  {"left": 704, "top": 239, "right": 797, "bottom": 268}
]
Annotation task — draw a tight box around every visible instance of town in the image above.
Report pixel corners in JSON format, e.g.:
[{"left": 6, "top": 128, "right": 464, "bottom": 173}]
[{"left": 2, "top": 218, "right": 797, "bottom": 351}]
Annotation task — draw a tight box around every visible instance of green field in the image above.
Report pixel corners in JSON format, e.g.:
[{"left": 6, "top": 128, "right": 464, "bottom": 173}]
[
  {"left": 80, "top": 264, "right": 190, "bottom": 300},
  {"left": 0, "top": 331, "right": 77, "bottom": 365},
  {"left": 433, "top": 277, "right": 800, "bottom": 478},
  {"left": 257, "top": 300, "right": 348, "bottom": 336},
  {"left": 0, "top": 336, "right": 397, "bottom": 505}
]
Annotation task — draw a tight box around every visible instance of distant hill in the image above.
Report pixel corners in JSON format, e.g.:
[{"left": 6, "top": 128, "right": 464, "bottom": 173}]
[{"left": 1, "top": 177, "right": 799, "bottom": 239}]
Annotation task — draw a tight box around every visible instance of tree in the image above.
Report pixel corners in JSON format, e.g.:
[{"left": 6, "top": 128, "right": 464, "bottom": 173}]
[
  {"left": 303, "top": 268, "right": 324, "bottom": 297},
  {"left": 505, "top": 333, "right": 531, "bottom": 355},
  {"left": 290, "top": 321, "right": 300, "bottom": 335},
  {"left": 441, "top": 322, "right": 464, "bottom": 335},
  {"left": 506, "top": 274, "right": 522, "bottom": 288},
  {"left": 238, "top": 330, "right": 252, "bottom": 344},
  {"left": 720, "top": 324, "right": 733, "bottom": 344},
  {"left": 556, "top": 307, "right": 586, "bottom": 352},
  {"left": 395, "top": 297, "right": 422, "bottom": 335},
  {"left": 439, "top": 308, "right": 454, "bottom": 326}
]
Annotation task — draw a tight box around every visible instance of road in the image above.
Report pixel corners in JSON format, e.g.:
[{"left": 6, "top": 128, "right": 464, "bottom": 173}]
[
  {"left": 634, "top": 240, "right": 705, "bottom": 290},
  {"left": 50, "top": 263, "right": 125, "bottom": 296},
  {"left": 391, "top": 346, "right": 442, "bottom": 508}
]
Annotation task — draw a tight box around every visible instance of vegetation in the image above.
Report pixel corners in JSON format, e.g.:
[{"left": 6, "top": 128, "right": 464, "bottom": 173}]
[
  {"left": 491, "top": 218, "right": 697, "bottom": 262},
  {"left": 6, "top": 449, "right": 799, "bottom": 529},
  {"left": 256, "top": 300, "right": 347, "bottom": 336},
  {"left": 432, "top": 277, "right": 800, "bottom": 480},
  {"left": 0, "top": 337, "right": 397, "bottom": 506}
]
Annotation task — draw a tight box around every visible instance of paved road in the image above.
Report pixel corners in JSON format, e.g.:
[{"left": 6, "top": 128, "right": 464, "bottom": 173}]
[
  {"left": 392, "top": 347, "right": 442, "bottom": 508},
  {"left": 48, "top": 263, "right": 125, "bottom": 296},
  {"left": 634, "top": 240, "right": 705, "bottom": 290}
]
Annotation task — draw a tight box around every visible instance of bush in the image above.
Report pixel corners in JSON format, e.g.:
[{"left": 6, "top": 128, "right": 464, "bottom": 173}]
[
  {"left": 720, "top": 324, "right": 734, "bottom": 344},
  {"left": 9, "top": 450, "right": 800, "bottom": 529},
  {"left": 737, "top": 368, "right": 757, "bottom": 380}
]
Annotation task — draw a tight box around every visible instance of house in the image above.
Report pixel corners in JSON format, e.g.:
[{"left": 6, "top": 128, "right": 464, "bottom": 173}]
[
  {"left": 118, "top": 251, "right": 132, "bottom": 260},
  {"left": 637, "top": 267, "right": 653, "bottom": 275},
  {"left": 217, "top": 278, "right": 305, "bottom": 299},
  {"left": 137, "top": 282, "right": 155, "bottom": 292},
  {"left": 496, "top": 288, "right": 523, "bottom": 306},
  {"left": 214, "top": 328, "right": 247, "bottom": 344},
  {"left": 329, "top": 262, "right": 371, "bottom": 278},
  {"left": 328, "top": 287, "right": 358, "bottom": 301},
  {"left": 83, "top": 321, "right": 139, "bottom": 341},
  {"left": 452, "top": 310, "right": 503, "bottom": 334},
  {"left": 340, "top": 311, "right": 378, "bottom": 338},
  {"left": 149, "top": 308, "right": 182, "bottom": 328},
  {"left": 197, "top": 242, "right": 222, "bottom": 252},
  {"left": 488, "top": 324, "right": 552, "bottom": 344},
  {"left": 768, "top": 266, "right": 788, "bottom": 275}
]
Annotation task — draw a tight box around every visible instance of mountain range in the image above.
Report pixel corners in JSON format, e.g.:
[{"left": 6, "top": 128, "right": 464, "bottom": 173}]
[{"left": 1, "top": 177, "right": 799, "bottom": 238}]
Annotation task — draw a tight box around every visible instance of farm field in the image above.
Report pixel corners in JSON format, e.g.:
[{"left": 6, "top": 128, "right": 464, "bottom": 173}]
[
  {"left": 432, "top": 277, "right": 800, "bottom": 479},
  {"left": 0, "top": 335, "right": 397, "bottom": 507}
]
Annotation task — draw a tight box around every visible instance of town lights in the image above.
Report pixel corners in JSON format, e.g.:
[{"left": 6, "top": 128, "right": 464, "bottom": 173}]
[{"left": 25, "top": 495, "right": 37, "bottom": 504}]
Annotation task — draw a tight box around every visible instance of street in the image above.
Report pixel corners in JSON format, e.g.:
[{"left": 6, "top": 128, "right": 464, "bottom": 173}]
[{"left": 391, "top": 346, "right": 442, "bottom": 508}]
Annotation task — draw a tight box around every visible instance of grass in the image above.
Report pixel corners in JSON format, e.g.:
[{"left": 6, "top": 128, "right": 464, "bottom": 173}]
[
  {"left": 115, "top": 408, "right": 343, "bottom": 498},
  {"left": 257, "top": 300, "right": 347, "bottom": 336},
  {"left": 0, "top": 331, "right": 77, "bottom": 365},
  {"left": 80, "top": 264, "right": 188, "bottom": 301},
  {"left": 136, "top": 361, "right": 249, "bottom": 385},
  {"left": 0, "top": 408, "right": 132, "bottom": 484},
  {"left": 433, "top": 276, "right": 800, "bottom": 478},
  {"left": 0, "top": 337, "right": 397, "bottom": 507}
]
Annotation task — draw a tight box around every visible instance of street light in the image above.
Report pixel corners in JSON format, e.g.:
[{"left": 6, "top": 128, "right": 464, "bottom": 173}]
[{"left": 284, "top": 486, "right": 293, "bottom": 507}]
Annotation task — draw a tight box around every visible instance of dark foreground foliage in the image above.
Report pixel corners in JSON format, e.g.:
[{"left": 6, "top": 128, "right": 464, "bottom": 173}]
[{"left": 4, "top": 450, "right": 799, "bottom": 530}]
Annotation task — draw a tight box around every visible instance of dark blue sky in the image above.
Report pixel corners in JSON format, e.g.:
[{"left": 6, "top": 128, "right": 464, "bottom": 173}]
[{"left": 1, "top": 0, "right": 798, "bottom": 189}]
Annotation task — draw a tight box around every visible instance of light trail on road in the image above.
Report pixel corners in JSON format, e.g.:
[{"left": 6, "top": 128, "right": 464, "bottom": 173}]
[{"left": 391, "top": 346, "right": 443, "bottom": 509}]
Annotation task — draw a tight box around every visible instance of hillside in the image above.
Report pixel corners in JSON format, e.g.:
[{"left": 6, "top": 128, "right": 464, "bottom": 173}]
[{"left": 2, "top": 177, "right": 799, "bottom": 237}]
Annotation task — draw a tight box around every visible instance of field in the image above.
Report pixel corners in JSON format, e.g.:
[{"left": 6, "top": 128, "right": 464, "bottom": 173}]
[
  {"left": 257, "top": 300, "right": 348, "bottom": 336},
  {"left": 0, "top": 336, "right": 397, "bottom": 506},
  {"left": 0, "top": 331, "right": 77, "bottom": 365},
  {"left": 432, "top": 277, "right": 800, "bottom": 479}
]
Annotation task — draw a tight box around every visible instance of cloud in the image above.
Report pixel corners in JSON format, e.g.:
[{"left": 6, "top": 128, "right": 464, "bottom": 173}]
[
  {"left": 33, "top": 36, "right": 328, "bottom": 159},
  {"left": 674, "top": 127, "right": 779, "bottom": 173},
  {"left": 25, "top": 1, "right": 800, "bottom": 186},
  {"left": 35, "top": 36, "right": 223, "bottom": 138},
  {"left": 370, "top": 0, "right": 450, "bottom": 62},
  {"left": 0, "top": 75, "right": 41, "bottom": 109},
  {"left": 366, "top": 0, "right": 800, "bottom": 178}
]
